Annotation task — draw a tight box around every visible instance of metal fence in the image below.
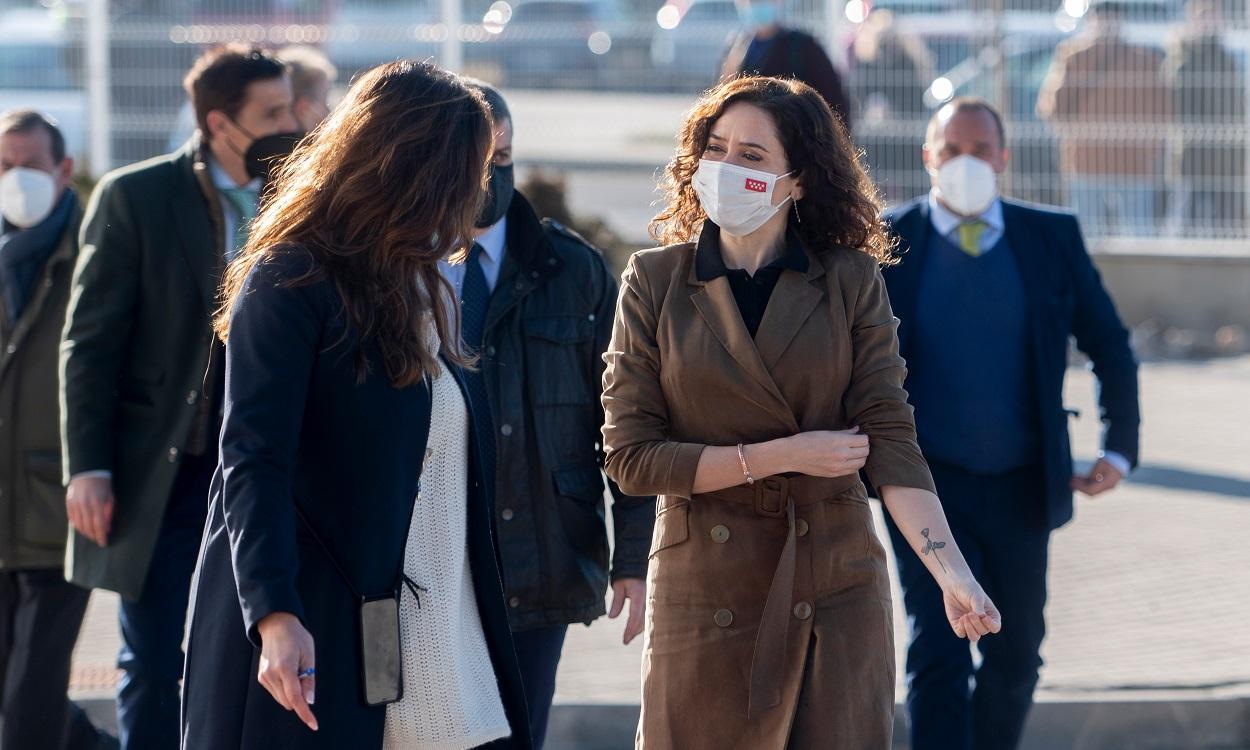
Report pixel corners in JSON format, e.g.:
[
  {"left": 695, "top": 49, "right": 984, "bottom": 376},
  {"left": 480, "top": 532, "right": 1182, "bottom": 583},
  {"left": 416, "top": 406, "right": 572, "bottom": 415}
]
[{"left": 1, "top": 0, "right": 1246, "bottom": 243}]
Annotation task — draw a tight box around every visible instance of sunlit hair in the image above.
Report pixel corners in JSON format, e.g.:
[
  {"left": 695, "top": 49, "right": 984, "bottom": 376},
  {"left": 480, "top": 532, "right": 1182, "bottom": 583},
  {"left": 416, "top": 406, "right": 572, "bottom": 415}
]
[
  {"left": 650, "top": 75, "right": 896, "bottom": 265},
  {"left": 214, "top": 59, "right": 493, "bottom": 387}
]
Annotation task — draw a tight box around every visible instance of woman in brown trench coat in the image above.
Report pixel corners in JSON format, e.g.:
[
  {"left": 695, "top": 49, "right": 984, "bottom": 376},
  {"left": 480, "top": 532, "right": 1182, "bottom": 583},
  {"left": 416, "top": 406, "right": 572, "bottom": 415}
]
[{"left": 601, "top": 76, "right": 1003, "bottom": 749}]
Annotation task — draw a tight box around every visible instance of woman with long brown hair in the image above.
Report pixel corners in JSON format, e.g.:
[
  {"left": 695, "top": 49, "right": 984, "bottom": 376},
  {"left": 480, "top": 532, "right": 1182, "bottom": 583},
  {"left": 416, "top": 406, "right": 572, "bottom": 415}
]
[
  {"left": 180, "top": 60, "right": 531, "bottom": 749},
  {"left": 601, "top": 75, "right": 1002, "bottom": 747}
]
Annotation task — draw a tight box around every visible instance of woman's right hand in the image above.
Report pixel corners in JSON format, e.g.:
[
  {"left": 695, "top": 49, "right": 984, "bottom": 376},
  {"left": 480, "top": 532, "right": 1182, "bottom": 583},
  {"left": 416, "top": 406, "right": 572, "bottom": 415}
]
[
  {"left": 256, "top": 612, "right": 319, "bottom": 731},
  {"left": 782, "top": 428, "right": 870, "bottom": 478}
]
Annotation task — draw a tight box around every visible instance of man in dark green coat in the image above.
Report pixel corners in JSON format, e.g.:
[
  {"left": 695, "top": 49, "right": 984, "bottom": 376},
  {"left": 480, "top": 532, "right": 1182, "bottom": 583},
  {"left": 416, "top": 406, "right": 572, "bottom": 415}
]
[
  {"left": 0, "top": 111, "right": 114, "bottom": 749},
  {"left": 59, "top": 45, "right": 295, "bottom": 750}
]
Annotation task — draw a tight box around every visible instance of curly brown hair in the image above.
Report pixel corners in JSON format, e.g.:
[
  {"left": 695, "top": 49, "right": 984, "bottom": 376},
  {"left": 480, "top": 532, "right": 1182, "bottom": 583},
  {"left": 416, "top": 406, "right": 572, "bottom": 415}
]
[
  {"left": 650, "top": 75, "right": 896, "bottom": 265},
  {"left": 214, "top": 59, "right": 493, "bottom": 387}
]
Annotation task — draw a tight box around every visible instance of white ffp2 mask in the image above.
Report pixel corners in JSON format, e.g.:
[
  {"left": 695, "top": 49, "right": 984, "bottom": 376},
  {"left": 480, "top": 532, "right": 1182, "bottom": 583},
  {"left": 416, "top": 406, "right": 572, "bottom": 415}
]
[
  {"left": 0, "top": 167, "right": 58, "bottom": 229},
  {"left": 933, "top": 155, "right": 998, "bottom": 217},
  {"left": 692, "top": 159, "right": 793, "bottom": 237}
]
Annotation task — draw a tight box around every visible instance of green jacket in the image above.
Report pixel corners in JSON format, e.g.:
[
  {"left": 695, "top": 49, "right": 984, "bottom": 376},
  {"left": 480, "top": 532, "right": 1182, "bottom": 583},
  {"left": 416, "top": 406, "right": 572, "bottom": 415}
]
[
  {"left": 60, "top": 139, "right": 224, "bottom": 599},
  {"left": 0, "top": 201, "right": 82, "bottom": 571}
]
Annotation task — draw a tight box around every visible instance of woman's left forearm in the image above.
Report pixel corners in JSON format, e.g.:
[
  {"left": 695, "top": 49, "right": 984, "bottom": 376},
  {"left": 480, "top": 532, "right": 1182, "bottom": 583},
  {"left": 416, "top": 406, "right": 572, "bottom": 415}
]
[{"left": 879, "top": 485, "right": 973, "bottom": 590}]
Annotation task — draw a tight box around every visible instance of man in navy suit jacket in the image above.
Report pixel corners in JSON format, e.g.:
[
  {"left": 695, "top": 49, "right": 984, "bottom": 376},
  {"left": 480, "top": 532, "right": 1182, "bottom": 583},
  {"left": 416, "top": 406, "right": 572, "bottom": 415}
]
[{"left": 881, "top": 98, "right": 1140, "bottom": 750}]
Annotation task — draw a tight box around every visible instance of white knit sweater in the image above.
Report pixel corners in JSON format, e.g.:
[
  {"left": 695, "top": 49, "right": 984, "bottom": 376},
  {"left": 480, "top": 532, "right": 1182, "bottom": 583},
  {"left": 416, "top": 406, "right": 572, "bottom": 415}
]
[{"left": 381, "top": 347, "right": 511, "bottom": 750}]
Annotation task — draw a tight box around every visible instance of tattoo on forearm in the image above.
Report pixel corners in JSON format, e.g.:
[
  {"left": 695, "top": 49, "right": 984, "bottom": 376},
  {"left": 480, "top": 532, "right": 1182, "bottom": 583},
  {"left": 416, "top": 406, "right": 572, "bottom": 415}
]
[{"left": 921, "top": 528, "right": 947, "bottom": 574}]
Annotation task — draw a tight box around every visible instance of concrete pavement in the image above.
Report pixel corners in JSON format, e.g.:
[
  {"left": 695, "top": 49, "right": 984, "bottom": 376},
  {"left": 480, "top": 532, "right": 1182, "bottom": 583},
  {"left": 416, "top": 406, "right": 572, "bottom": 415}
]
[{"left": 69, "top": 355, "right": 1250, "bottom": 748}]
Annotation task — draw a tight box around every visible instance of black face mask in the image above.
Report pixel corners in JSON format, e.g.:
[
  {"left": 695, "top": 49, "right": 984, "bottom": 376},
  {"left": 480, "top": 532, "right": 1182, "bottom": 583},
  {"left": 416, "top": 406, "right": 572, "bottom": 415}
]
[
  {"left": 244, "top": 132, "right": 303, "bottom": 183},
  {"left": 475, "top": 163, "right": 515, "bottom": 229}
]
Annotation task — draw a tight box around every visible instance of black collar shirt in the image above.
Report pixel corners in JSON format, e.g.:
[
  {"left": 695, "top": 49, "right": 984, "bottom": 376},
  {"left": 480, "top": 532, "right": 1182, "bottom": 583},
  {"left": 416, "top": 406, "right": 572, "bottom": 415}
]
[{"left": 695, "top": 222, "right": 810, "bottom": 339}]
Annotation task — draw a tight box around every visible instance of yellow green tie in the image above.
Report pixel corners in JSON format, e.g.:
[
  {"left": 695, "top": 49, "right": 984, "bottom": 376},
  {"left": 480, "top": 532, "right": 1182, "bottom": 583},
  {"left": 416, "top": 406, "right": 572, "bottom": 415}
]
[{"left": 957, "top": 220, "right": 988, "bottom": 257}]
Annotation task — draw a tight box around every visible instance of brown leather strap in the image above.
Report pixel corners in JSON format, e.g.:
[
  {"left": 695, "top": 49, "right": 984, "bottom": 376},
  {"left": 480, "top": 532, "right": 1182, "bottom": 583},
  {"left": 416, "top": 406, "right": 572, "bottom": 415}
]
[
  {"left": 700, "top": 474, "right": 861, "bottom": 719},
  {"left": 706, "top": 474, "right": 859, "bottom": 509},
  {"left": 748, "top": 498, "right": 796, "bottom": 718}
]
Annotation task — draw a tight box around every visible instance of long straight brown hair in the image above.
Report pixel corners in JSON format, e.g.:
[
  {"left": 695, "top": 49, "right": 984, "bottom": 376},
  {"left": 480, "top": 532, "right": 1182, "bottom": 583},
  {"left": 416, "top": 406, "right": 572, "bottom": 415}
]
[{"left": 214, "top": 59, "right": 493, "bottom": 387}]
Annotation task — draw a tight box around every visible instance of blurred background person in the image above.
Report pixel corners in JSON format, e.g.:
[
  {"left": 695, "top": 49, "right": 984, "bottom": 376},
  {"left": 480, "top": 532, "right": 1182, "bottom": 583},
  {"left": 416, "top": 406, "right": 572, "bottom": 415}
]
[
  {"left": 603, "top": 75, "right": 999, "bottom": 748},
  {"left": 1163, "top": 0, "right": 1246, "bottom": 234},
  {"left": 276, "top": 45, "right": 337, "bottom": 133},
  {"left": 719, "top": 0, "right": 853, "bottom": 131},
  {"left": 0, "top": 110, "right": 115, "bottom": 750},
  {"left": 883, "top": 98, "right": 1140, "bottom": 750},
  {"left": 235, "top": 45, "right": 339, "bottom": 192},
  {"left": 1036, "top": 0, "right": 1170, "bottom": 237},
  {"left": 183, "top": 59, "right": 529, "bottom": 750},
  {"left": 849, "top": 8, "right": 933, "bottom": 202},
  {"left": 448, "top": 79, "right": 653, "bottom": 750},
  {"left": 850, "top": 10, "right": 930, "bottom": 124},
  {"left": 60, "top": 45, "right": 294, "bottom": 750}
]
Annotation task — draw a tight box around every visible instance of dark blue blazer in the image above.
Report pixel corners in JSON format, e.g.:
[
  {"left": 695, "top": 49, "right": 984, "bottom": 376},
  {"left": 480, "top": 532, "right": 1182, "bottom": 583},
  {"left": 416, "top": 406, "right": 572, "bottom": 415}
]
[
  {"left": 182, "top": 249, "right": 531, "bottom": 749},
  {"left": 882, "top": 197, "right": 1140, "bottom": 530}
]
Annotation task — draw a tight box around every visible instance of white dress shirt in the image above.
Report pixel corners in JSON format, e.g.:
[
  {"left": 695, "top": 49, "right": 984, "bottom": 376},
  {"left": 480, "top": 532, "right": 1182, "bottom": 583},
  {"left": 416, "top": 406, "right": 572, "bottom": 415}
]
[
  {"left": 207, "top": 155, "right": 261, "bottom": 257},
  {"left": 440, "top": 216, "right": 508, "bottom": 299},
  {"left": 927, "top": 189, "right": 1005, "bottom": 254}
]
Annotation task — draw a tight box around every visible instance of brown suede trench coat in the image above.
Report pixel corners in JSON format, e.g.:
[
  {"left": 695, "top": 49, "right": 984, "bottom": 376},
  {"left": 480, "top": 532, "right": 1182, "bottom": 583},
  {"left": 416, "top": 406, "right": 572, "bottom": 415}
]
[{"left": 601, "top": 235, "right": 936, "bottom": 749}]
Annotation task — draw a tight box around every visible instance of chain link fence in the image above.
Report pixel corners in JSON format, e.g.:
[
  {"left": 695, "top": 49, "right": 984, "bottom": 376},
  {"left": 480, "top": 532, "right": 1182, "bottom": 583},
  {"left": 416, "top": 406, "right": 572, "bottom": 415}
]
[{"left": 1, "top": 0, "right": 1246, "bottom": 243}]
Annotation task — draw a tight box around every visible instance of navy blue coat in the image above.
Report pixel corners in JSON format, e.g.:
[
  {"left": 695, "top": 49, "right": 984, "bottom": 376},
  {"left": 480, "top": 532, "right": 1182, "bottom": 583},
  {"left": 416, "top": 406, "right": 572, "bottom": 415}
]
[
  {"left": 882, "top": 197, "right": 1140, "bottom": 530},
  {"left": 182, "top": 249, "right": 531, "bottom": 749}
]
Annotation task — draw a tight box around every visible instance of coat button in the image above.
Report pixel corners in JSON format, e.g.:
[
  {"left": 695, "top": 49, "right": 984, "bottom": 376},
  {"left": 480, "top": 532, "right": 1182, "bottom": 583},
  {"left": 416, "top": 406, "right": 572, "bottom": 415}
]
[
  {"left": 185, "top": 390, "right": 198, "bottom": 405},
  {"left": 713, "top": 609, "right": 734, "bottom": 627},
  {"left": 501, "top": 508, "right": 514, "bottom": 521},
  {"left": 793, "top": 602, "right": 813, "bottom": 620},
  {"left": 4, "top": 344, "right": 14, "bottom": 354},
  {"left": 167, "top": 447, "right": 179, "bottom": 463},
  {"left": 509, "top": 597, "right": 520, "bottom": 608},
  {"left": 588, "top": 313, "right": 596, "bottom": 322},
  {"left": 500, "top": 424, "right": 512, "bottom": 437},
  {"left": 796, "top": 518, "right": 809, "bottom": 537},
  {"left": 486, "top": 346, "right": 496, "bottom": 357},
  {"left": 709, "top": 524, "right": 730, "bottom": 543}
]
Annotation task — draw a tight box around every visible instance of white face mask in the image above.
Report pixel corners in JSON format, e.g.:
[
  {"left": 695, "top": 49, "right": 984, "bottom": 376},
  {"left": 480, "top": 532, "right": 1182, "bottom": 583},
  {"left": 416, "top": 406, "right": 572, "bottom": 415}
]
[
  {"left": 692, "top": 159, "right": 794, "bottom": 237},
  {"left": 933, "top": 154, "right": 998, "bottom": 217},
  {"left": 0, "top": 167, "right": 58, "bottom": 229}
]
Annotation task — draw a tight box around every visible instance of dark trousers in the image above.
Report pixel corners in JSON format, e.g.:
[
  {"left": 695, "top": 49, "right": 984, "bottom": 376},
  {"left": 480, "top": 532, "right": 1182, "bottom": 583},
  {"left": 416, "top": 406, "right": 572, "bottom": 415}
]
[
  {"left": 116, "top": 451, "right": 213, "bottom": 750},
  {"left": 0, "top": 569, "right": 102, "bottom": 750},
  {"left": 885, "top": 461, "right": 1051, "bottom": 750},
  {"left": 510, "top": 625, "right": 568, "bottom": 750}
]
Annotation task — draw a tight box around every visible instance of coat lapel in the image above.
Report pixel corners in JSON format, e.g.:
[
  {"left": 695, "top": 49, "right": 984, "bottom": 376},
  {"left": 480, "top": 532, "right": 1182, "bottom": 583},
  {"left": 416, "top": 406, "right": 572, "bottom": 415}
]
[
  {"left": 0, "top": 204, "right": 80, "bottom": 380},
  {"left": 482, "top": 194, "right": 561, "bottom": 335},
  {"left": 1002, "top": 201, "right": 1052, "bottom": 366},
  {"left": 170, "top": 141, "right": 223, "bottom": 313},
  {"left": 754, "top": 247, "right": 825, "bottom": 372},
  {"left": 1002, "top": 202, "right": 1046, "bottom": 312},
  {"left": 884, "top": 200, "right": 932, "bottom": 358},
  {"left": 688, "top": 262, "right": 797, "bottom": 431}
]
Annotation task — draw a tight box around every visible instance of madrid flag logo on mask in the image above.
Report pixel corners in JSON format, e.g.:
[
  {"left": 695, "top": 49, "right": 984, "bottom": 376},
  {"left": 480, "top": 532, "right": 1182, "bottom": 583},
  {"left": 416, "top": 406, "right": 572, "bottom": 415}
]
[{"left": 692, "top": 159, "right": 794, "bottom": 237}]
